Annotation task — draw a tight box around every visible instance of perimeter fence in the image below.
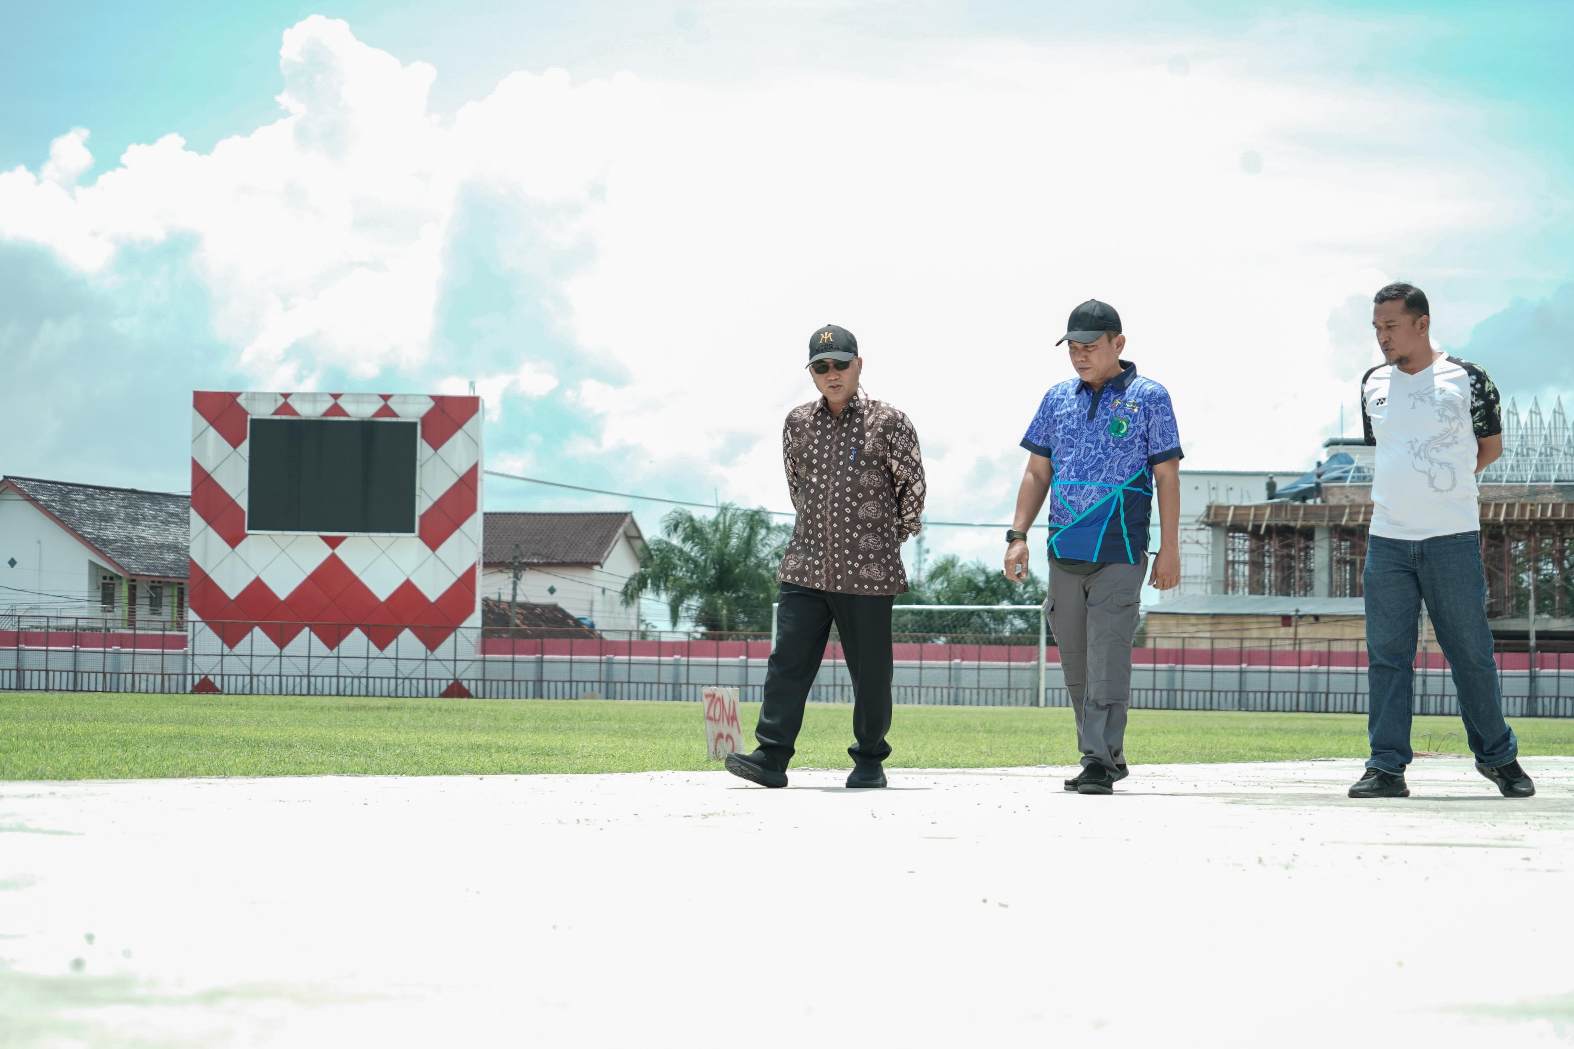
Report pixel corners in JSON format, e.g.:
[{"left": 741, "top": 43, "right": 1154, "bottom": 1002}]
[{"left": 3, "top": 611, "right": 1573, "bottom": 717}]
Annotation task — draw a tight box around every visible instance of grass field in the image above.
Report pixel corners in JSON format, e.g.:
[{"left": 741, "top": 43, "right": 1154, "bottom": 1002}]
[{"left": 4, "top": 691, "right": 1574, "bottom": 780}]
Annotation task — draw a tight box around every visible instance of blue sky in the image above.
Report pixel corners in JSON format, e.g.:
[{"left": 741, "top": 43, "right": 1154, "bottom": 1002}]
[{"left": 3, "top": 0, "right": 1572, "bottom": 576}]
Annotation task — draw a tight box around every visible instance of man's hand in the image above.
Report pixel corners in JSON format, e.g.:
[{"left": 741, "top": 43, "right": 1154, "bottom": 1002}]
[
  {"left": 1003, "top": 539, "right": 1029, "bottom": 582},
  {"left": 1149, "top": 547, "right": 1180, "bottom": 590}
]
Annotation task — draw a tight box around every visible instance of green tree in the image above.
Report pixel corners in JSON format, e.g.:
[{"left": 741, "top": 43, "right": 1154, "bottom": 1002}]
[
  {"left": 620, "top": 505, "right": 790, "bottom": 635},
  {"left": 897, "top": 555, "right": 1047, "bottom": 643}
]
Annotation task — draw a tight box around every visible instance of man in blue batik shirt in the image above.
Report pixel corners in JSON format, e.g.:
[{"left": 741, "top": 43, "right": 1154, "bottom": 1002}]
[{"left": 1003, "top": 299, "right": 1182, "bottom": 795}]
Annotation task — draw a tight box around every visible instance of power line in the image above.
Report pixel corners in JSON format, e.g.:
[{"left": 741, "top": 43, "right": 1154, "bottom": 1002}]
[
  {"left": 0, "top": 582, "right": 98, "bottom": 603},
  {"left": 488, "top": 564, "right": 686, "bottom": 621},
  {"left": 482, "top": 469, "right": 1045, "bottom": 530},
  {"left": 485, "top": 470, "right": 731, "bottom": 513}
]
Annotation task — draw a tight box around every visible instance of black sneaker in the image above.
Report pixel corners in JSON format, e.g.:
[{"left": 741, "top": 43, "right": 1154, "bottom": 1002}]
[
  {"left": 1476, "top": 759, "right": 1536, "bottom": 798},
  {"left": 846, "top": 761, "right": 887, "bottom": 789},
  {"left": 725, "top": 750, "right": 788, "bottom": 788},
  {"left": 1064, "top": 764, "right": 1128, "bottom": 791},
  {"left": 1075, "top": 764, "right": 1116, "bottom": 795},
  {"left": 1348, "top": 767, "right": 1409, "bottom": 799}
]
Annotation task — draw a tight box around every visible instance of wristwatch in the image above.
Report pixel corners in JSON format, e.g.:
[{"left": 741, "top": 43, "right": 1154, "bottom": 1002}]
[{"left": 1005, "top": 529, "right": 1028, "bottom": 544}]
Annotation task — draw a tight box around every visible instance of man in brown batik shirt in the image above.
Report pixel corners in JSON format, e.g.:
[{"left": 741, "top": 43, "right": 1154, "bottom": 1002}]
[{"left": 726, "top": 323, "right": 926, "bottom": 789}]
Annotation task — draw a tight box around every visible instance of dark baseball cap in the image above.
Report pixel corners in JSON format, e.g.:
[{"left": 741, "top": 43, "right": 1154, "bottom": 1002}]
[
  {"left": 808, "top": 323, "right": 858, "bottom": 365},
  {"left": 1055, "top": 300, "right": 1122, "bottom": 346}
]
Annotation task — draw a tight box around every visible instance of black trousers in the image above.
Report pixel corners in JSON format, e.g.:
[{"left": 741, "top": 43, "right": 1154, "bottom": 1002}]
[{"left": 754, "top": 583, "right": 895, "bottom": 768}]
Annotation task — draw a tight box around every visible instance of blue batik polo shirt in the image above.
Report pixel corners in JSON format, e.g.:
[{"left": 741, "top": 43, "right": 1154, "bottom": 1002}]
[{"left": 1019, "top": 360, "right": 1182, "bottom": 564}]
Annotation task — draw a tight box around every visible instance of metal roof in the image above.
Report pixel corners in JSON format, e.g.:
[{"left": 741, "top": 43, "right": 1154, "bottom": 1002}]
[
  {"left": 480, "top": 597, "right": 600, "bottom": 638},
  {"left": 1202, "top": 498, "right": 1574, "bottom": 528},
  {"left": 2, "top": 476, "right": 190, "bottom": 579},
  {"left": 481, "top": 511, "right": 646, "bottom": 566},
  {"left": 1485, "top": 397, "right": 1574, "bottom": 483}
]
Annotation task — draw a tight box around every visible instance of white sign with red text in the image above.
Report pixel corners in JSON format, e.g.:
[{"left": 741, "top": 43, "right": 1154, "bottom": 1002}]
[{"left": 702, "top": 686, "right": 743, "bottom": 760}]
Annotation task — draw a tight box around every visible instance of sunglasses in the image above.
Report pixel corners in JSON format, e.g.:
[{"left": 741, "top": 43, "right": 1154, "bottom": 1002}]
[{"left": 810, "top": 359, "right": 854, "bottom": 375}]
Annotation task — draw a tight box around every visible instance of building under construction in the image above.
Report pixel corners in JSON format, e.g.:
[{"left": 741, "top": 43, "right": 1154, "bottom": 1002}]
[{"left": 1198, "top": 398, "right": 1574, "bottom": 637}]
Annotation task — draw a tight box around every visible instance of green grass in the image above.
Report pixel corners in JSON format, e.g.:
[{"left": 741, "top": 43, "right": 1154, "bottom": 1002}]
[{"left": 2, "top": 692, "right": 1574, "bottom": 780}]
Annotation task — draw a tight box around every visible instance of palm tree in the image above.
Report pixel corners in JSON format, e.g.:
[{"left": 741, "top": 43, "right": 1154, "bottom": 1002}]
[
  {"left": 621, "top": 505, "right": 790, "bottom": 635},
  {"left": 897, "top": 554, "right": 1047, "bottom": 642}
]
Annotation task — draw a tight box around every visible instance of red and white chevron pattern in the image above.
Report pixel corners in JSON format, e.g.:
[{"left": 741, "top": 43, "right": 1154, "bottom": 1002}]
[{"left": 188, "top": 392, "right": 482, "bottom": 662}]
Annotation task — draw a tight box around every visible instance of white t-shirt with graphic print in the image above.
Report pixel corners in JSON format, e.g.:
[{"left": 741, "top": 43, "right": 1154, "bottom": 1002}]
[{"left": 1360, "top": 353, "right": 1502, "bottom": 541}]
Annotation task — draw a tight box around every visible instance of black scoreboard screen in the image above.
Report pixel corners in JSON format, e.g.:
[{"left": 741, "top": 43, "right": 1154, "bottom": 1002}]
[{"left": 246, "top": 418, "right": 419, "bottom": 534}]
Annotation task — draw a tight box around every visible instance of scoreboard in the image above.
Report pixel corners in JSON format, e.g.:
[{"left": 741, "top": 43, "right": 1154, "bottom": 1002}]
[{"left": 187, "top": 391, "right": 483, "bottom": 691}]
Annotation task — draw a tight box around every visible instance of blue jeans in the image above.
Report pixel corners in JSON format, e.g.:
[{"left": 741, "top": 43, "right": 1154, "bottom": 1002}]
[{"left": 1363, "top": 531, "right": 1517, "bottom": 774}]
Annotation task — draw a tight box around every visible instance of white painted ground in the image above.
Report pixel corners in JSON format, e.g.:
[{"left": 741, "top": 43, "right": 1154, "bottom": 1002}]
[{"left": 1, "top": 759, "right": 1570, "bottom": 1048}]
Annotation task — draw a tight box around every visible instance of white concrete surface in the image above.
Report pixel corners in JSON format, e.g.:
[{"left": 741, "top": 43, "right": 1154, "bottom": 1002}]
[{"left": 2, "top": 758, "right": 1571, "bottom": 1048}]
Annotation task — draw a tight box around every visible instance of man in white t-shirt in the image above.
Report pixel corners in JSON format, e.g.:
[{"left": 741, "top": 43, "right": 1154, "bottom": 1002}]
[{"left": 1350, "top": 282, "right": 1534, "bottom": 799}]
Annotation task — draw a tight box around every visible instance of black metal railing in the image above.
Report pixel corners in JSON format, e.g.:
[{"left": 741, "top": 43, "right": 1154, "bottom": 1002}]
[{"left": 2, "top": 614, "right": 1572, "bottom": 716}]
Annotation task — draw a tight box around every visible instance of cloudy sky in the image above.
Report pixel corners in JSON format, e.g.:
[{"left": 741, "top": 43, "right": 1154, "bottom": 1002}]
[{"left": 3, "top": 0, "right": 1572, "bottom": 575}]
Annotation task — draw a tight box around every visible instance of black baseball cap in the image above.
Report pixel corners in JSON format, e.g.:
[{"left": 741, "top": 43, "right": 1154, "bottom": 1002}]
[
  {"left": 808, "top": 323, "right": 858, "bottom": 365},
  {"left": 1055, "top": 300, "right": 1122, "bottom": 345}
]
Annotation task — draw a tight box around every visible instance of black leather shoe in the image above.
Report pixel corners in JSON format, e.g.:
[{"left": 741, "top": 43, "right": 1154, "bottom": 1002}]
[
  {"left": 725, "top": 750, "right": 787, "bottom": 788},
  {"left": 1064, "top": 764, "right": 1127, "bottom": 791},
  {"left": 1075, "top": 764, "right": 1115, "bottom": 795},
  {"left": 1348, "top": 767, "right": 1409, "bottom": 798},
  {"left": 846, "top": 762, "right": 887, "bottom": 789},
  {"left": 1476, "top": 759, "right": 1536, "bottom": 798}
]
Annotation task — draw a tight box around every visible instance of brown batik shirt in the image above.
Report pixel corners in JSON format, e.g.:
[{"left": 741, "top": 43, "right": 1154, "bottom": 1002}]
[{"left": 778, "top": 392, "right": 926, "bottom": 595}]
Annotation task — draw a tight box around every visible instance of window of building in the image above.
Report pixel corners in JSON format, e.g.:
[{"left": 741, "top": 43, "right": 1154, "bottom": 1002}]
[
  {"left": 148, "top": 582, "right": 164, "bottom": 614},
  {"left": 100, "top": 574, "right": 117, "bottom": 613}
]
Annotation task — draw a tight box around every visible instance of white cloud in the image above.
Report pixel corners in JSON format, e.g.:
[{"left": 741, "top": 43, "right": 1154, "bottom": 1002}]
[
  {"left": 0, "top": 17, "right": 456, "bottom": 390},
  {"left": 0, "top": 128, "right": 113, "bottom": 269},
  {"left": 438, "top": 363, "right": 559, "bottom": 421},
  {"left": 568, "top": 379, "right": 621, "bottom": 414},
  {"left": 41, "top": 128, "right": 93, "bottom": 186},
  {"left": 505, "top": 364, "right": 559, "bottom": 398},
  {"left": 277, "top": 16, "right": 438, "bottom": 160},
  {"left": 488, "top": 451, "right": 536, "bottom": 476},
  {"left": 547, "top": 43, "right": 1547, "bottom": 494},
  {"left": 0, "top": 14, "right": 1565, "bottom": 538}
]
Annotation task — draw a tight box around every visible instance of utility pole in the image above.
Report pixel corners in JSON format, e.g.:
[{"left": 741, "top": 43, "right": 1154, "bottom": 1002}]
[
  {"left": 1528, "top": 567, "right": 1538, "bottom": 715},
  {"left": 510, "top": 544, "right": 525, "bottom": 636}
]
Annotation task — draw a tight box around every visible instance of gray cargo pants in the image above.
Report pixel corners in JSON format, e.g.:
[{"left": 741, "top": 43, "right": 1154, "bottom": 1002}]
[{"left": 1045, "top": 556, "right": 1146, "bottom": 772}]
